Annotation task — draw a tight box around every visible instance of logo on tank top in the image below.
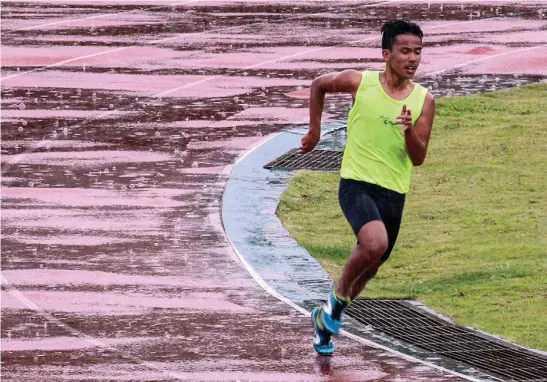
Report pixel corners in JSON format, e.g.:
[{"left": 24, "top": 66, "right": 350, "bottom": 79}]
[{"left": 380, "top": 115, "right": 395, "bottom": 128}]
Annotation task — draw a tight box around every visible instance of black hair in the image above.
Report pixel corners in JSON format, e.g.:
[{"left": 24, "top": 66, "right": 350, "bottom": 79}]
[{"left": 381, "top": 20, "right": 423, "bottom": 50}]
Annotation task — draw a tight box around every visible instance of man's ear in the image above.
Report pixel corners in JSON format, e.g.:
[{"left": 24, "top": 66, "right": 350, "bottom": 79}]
[{"left": 382, "top": 49, "right": 390, "bottom": 63}]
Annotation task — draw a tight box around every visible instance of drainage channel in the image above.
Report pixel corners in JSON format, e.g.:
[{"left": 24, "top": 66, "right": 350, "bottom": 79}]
[
  {"left": 264, "top": 149, "right": 342, "bottom": 172},
  {"left": 343, "top": 299, "right": 547, "bottom": 382}
]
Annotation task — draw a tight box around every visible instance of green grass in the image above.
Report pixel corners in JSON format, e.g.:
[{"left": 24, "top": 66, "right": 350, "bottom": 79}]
[{"left": 277, "top": 84, "right": 547, "bottom": 351}]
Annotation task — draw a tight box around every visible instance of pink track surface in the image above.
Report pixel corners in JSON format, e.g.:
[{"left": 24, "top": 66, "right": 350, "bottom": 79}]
[{"left": 1, "top": 1, "right": 546, "bottom": 381}]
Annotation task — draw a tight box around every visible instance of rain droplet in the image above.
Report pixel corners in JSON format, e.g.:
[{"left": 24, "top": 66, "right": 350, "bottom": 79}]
[
  {"left": 22, "top": 121, "right": 27, "bottom": 126},
  {"left": 191, "top": 161, "right": 199, "bottom": 168},
  {"left": 18, "top": 126, "right": 24, "bottom": 132},
  {"left": 18, "top": 102, "right": 26, "bottom": 110},
  {"left": 109, "top": 104, "right": 114, "bottom": 109},
  {"left": 28, "top": 181, "right": 34, "bottom": 187},
  {"left": 155, "top": 131, "right": 161, "bottom": 137}
]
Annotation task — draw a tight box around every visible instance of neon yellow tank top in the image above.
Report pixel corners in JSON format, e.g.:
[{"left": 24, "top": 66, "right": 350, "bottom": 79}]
[{"left": 340, "top": 70, "right": 429, "bottom": 194}]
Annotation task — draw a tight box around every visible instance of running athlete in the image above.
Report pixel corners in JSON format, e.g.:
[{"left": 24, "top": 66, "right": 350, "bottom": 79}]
[{"left": 300, "top": 20, "right": 436, "bottom": 355}]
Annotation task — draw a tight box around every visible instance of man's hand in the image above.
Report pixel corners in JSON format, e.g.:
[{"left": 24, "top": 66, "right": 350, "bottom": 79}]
[
  {"left": 299, "top": 130, "right": 320, "bottom": 153},
  {"left": 394, "top": 104, "right": 413, "bottom": 134}
]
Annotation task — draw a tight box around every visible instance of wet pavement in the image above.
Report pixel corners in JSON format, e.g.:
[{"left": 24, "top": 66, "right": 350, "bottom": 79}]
[{"left": 1, "top": 1, "right": 546, "bottom": 381}]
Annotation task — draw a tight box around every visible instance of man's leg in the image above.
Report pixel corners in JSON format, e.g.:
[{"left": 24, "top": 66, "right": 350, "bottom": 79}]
[
  {"left": 311, "top": 179, "right": 384, "bottom": 354},
  {"left": 335, "top": 220, "right": 388, "bottom": 299},
  {"left": 347, "top": 196, "right": 404, "bottom": 300},
  {"left": 320, "top": 220, "right": 388, "bottom": 335}
]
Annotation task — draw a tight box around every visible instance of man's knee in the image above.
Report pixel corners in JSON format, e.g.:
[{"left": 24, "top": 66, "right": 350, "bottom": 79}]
[
  {"left": 358, "top": 238, "right": 388, "bottom": 259},
  {"left": 357, "top": 221, "right": 389, "bottom": 260}
]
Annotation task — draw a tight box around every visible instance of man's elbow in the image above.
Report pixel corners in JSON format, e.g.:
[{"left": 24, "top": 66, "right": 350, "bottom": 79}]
[
  {"left": 311, "top": 77, "right": 326, "bottom": 94},
  {"left": 412, "top": 153, "right": 426, "bottom": 166}
]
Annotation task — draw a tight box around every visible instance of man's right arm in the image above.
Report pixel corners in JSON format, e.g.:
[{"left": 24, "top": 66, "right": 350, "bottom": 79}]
[{"left": 300, "top": 69, "right": 362, "bottom": 153}]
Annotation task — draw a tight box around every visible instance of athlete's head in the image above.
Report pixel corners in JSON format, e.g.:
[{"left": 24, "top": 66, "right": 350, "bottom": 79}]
[{"left": 381, "top": 20, "right": 423, "bottom": 79}]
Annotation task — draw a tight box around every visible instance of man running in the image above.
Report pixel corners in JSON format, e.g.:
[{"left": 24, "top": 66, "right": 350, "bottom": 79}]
[{"left": 300, "top": 20, "right": 436, "bottom": 355}]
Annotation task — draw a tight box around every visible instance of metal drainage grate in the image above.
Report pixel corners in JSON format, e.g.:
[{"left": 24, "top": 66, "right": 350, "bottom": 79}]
[
  {"left": 345, "top": 299, "right": 547, "bottom": 381},
  {"left": 264, "top": 149, "right": 342, "bottom": 171}
]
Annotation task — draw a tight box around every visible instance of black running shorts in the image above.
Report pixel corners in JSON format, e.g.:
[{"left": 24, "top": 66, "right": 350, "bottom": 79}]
[{"left": 338, "top": 178, "right": 406, "bottom": 262}]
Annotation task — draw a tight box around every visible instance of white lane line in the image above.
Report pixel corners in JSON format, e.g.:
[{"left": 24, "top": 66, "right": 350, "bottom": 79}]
[
  {"left": 2, "top": 46, "right": 129, "bottom": 82},
  {"left": 430, "top": 44, "right": 547, "bottom": 75},
  {"left": 1, "top": 0, "right": 403, "bottom": 82},
  {"left": 9, "top": 0, "right": 206, "bottom": 32}
]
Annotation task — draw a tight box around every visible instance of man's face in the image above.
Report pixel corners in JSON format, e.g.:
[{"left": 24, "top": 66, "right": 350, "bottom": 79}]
[{"left": 383, "top": 34, "right": 422, "bottom": 79}]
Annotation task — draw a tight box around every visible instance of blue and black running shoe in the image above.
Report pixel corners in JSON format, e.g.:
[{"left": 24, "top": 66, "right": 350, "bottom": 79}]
[{"left": 311, "top": 306, "right": 334, "bottom": 356}]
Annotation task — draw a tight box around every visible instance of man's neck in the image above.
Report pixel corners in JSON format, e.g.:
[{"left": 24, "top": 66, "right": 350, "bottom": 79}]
[{"left": 381, "top": 68, "right": 411, "bottom": 91}]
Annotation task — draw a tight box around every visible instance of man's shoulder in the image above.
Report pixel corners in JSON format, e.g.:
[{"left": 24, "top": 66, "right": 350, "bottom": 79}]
[{"left": 412, "top": 80, "right": 434, "bottom": 101}]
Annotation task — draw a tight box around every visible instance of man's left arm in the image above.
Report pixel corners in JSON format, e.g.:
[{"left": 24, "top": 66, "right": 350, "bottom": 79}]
[{"left": 397, "top": 93, "right": 436, "bottom": 166}]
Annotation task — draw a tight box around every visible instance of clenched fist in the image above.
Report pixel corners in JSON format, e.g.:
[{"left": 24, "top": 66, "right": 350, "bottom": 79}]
[{"left": 299, "top": 130, "right": 320, "bottom": 153}]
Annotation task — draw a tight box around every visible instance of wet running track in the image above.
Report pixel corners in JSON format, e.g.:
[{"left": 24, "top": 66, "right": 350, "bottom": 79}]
[{"left": 1, "top": 1, "right": 546, "bottom": 381}]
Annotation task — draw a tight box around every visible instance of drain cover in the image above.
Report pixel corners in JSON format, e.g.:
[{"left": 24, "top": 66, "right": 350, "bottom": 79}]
[
  {"left": 264, "top": 149, "right": 342, "bottom": 171},
  {"left": 346, "top": 299, "right": 547, "bottom": 381}
]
